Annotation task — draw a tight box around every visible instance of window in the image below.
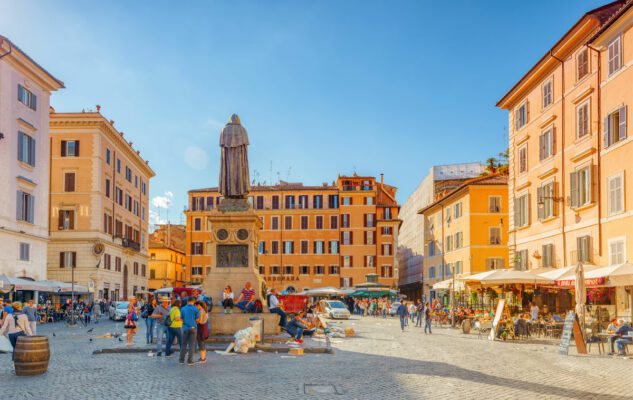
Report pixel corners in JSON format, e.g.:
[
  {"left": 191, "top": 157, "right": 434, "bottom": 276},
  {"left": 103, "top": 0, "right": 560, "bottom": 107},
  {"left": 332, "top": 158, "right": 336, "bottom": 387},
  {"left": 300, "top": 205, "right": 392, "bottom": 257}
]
[
  {"left": 455, "top": 261, "right": 463, "bottom": 275},
  {"left": 271, "top": 216, "right": 279, "bottom": 230},
  {"left": 343, "top": 256, "right": 353, "bottom": 268},
  {"left": 259, "top": 266, "right": 265, "bottom": 275},
  {"left": 194, "top": 218, "right": 201, "bottom": 231},
  {"left": 284, "top": 216, "right": 292, "bottom": 230},
  {"left": 258, "top": 241, "right": 266, "bottom": 254},
  {"left": 283, "top": 241, "right": 294, "bottom": 254},
  {"left": 609, "top": 238, "right": 625, "bottom": 265},
  {"left": 133, "top": 262, "right": 139, "bottom": 275},
  {"left": 329, "top": 240, "right": 339, "bottom": 254},
  {"left": 330, "top": 215, "right": 338, "bottom": 229},
  {"left": 17, "top": 132, "right": 36, "bottom": 166},
  {"left": 542, "top": 244, "right": 554, "bottom": 268},
  {"left": 341, "top": 214, "right": 350, "bottom": 228},
  {"left": 455, "top": 232, "right": 463, "bottom": 248},
  {"left": 115, "top": 187, "right": 123, "bottom": 206},
  {"left": 191, "top": 242, "right": 203, "bottom": 255},
  {"left": 607, "top": 173, "right": 624, "bottom": 215},
  {"left": 58, "top": 210, "right": 75, "bottom": 230},
  {"left": 380, "top": 265, "right": 393, "bottom": 278},
  {"left": 542, "top": 79, "right": 553, "bottom": 109},
  {"left": 487, "top": 257, "right": 506, "bottom": 271},
  {"left": 314, "top": 265, "right": 325, "bottom": 275},
  {"left": 313, "top": 241, "right": 324, "bottom": 254},
  {"left": 364, "top": 230, "right": 375, "bottom": 245},
  {"left": 61, "top": 140, "right": 80, "bottom": 157},
  {"left": 271, "top": 241, "right": 279, "bottom": 254},
  {"left": 537, "top": 182, "right": 555, "bottom": 220},
  {"left": 116, "top": 158, "right": 121, "bottom": 173},
  {"left": 19, "top": 242, "right": 30, "bottom": 261},
  {"left": 518, "top": 145, "right": 527, "bottom": 173},
  {"left": 446, "top": 207, "right": 451, "bottom": 223},
  {"left": 301, "top": 240, "right": 309, "bottom": 254},
  {"left": 604, "top": 106, "right": 627, "bottom": 148},
  {"left": 539, "top": 127, "right": 554, "bottom": 160},
  {"left": 384, "top": 208, "right": 392, "bottom": 219},
  {"left": 428, "top": 241, "right": 435, "bottom": 257},
  {"left": 342, "top": 197, "right": 351, "bottom": 206},
  {"left": 115, "top": 219, "right": 123, "bottom": 237},
  {"left": 301, "top": 216, "right": 308, "bottom": 230},
  {"left": 489, "top": 196, "right": 501, "bottom": 213},
  {"left": 271, "top": 195, "right": 280, "bottom": 209},
  {"left": 445, "top": 235, "right": 453, "bottom": 252},
  {"left": 64, "top": 172, "right": 76, "bottom": 192},
  {"left": 577, "top": 236, "right": 591, "bottom": 263},
  {"left": 134, "top": 175, "right": 138, "bottom": 188},
  {"left": 16, "top": 190, "right": 34, "bottom": 224},
  {"left": 125, "top": 195, "right": 132, "bottom": 212},
  {"left": 515, "top": 102, "right": 528, "bottom": 131},
  {"left": 104, "top": 254, "right": 111, "bottom": 270},
  {"left": 576, "top": 101, "right": 590, "bottom": 139},
  {"left": 489, "top": 227, "right": 501, "bottom": 245},
  {"left": 328, "top": 195, "right": 339, "bottom": 208},
  {"left": 342, "top": 231, "right": 353, "bottom": 245},
  {"left": 105, "top": 178, "right": 111, "bottom": 198},
  {"left": 454, "top": 203, "right": 462, "bottom": 219},
  {"left": 115, "top": 257, "right": 121, "bottom": 272},
  {"left": 576, "top": 48, "right": 589, "bottom": 80},
  {"left": 284, "top": 266, "right": 294, "bottom": 276},
  {"left": 285, "top": 195, "right": 295, "bottom": 209},
  {"left": 570, "top": 165, "right": 593, "bottom": 208},
  {"left": 329, "top": 265, "right": 339, "bottom": 275},
  {"left": 365, "top": 255, "right": 375, "bottom": 267},
  {"left": 382, "top": 243, "right": 392, "bottom": 256},
  {"left": 60, "top": 251, "right": 77, "bottom": 268},
  {"left": 313, "top": 195, "right": 323, "bottom": 209},
  {"left": 17, "top": 84, "right": 37, "bottom": 110},
  {"left": 125, "top": 167, "right": 132, "bottom": 182},
  {"left": 300, "top": 265, "right": 310, "bottom": 275},
  {"left": 316, "top": 216, "right": 323, "bottom": 229},
  {"left": 253, "top": 195, "right": 263, "bottom": 210},
  {"left": 365, "top": 196, "right": 374, "bottom": 205},
  {"left": 364, "top": 213, "right": 375, "bottom": 228},
  {"left": 429, "top": 266, "right": 436, "bottom": 279},
  {"left": 514, "top": 193, "right": 530, "bottom": 228},
  {"left": 382, "top": 227, "right": 393, "bottom": 235},
  {"left": 608, "top": 36, "right": 622, "bottom": 76},
  {"left": 192, "top": 266, "right": 203, "bottom": 276},
  {"left": 141, "top": 181, "right": 146, "bottom": 195},
  {"left": 106, "top": 148, "right": 111, "bottom": 165}
]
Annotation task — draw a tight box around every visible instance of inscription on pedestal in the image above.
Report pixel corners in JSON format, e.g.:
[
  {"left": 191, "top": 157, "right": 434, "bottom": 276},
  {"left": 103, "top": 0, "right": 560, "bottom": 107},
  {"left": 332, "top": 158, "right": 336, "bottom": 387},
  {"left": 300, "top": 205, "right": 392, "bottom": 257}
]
[{"left": 217, "top": 244, "right": 249, "bottom": 268}]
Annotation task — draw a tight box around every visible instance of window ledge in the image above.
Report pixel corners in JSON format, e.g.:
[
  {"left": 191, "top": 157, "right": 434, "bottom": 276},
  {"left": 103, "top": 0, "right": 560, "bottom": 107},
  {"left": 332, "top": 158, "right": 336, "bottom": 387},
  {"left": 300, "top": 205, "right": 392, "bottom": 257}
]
[
  {"left": 572, "top": 202, "right": 595, "bottom": 213},
  {"left": 515, "top": 224, "right": 531, "bottom": 232},
  {"left": 538, "top": 215, "right": 558, "bottom": 224},
  {"left": 601, "top": 136, "right": 633, "bottom": 157}
]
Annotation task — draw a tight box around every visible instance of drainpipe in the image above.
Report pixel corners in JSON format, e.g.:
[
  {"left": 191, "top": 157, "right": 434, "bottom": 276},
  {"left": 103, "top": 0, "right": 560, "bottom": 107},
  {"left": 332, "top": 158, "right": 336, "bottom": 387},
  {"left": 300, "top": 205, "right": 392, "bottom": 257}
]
[
  {"left": 588, "top": 44, "right": 602, "bottom": 260},
  {"left": 550, "top": 50, "right": 567, "bottom": 267}
]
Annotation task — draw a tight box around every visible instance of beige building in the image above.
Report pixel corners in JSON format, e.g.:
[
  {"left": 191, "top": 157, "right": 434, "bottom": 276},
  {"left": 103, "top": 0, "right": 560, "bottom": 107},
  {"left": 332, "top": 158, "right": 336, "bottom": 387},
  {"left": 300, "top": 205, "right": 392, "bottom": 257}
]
[
  {"left": 47, "top": 111, "right": 155, "bottom": 301},
  {"left": 0, "top": 35, "right": 63, "bottom": 281}
]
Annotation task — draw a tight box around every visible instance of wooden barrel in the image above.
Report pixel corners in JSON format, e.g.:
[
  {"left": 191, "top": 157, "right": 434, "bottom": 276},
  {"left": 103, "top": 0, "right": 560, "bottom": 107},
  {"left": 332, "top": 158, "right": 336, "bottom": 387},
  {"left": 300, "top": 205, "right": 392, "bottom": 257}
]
[
  {"left": 462, "top": 319, "right": 472, "bottom": 334},
  {"left": 14, "top": 336, "right": 50, "bottom": 376}
]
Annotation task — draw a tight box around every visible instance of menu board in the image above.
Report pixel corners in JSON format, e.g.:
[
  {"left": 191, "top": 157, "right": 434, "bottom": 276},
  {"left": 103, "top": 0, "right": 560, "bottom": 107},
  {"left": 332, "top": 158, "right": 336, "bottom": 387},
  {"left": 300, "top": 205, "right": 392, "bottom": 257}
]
[
  {"left": 488, "top": 299, "right": 505, "bottom": 341},
  {"left": 559, "top": 312, "right": 575, "bottom": 355}
]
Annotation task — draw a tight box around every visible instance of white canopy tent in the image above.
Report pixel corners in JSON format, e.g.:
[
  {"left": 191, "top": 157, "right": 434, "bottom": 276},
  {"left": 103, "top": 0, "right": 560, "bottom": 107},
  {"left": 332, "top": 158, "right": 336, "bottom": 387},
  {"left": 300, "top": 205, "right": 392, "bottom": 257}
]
[
  {"left": 462, "top": 269, "right": 554, "bottom": 286},
  {"left": 298, "top": 286, "right": 348, "bottom": 297},
  {"left": 432, "top": 278, "right": 466, "bottom": 291},
  {"left": 538, "top": 264, "right": 601, "bottom": 282}
]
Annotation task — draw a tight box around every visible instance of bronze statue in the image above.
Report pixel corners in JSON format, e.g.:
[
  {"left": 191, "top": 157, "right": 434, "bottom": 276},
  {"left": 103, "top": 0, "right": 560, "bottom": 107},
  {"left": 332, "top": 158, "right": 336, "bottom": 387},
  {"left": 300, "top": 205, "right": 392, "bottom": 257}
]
[{"left": 219, "top": 114, "right": 250, "bottom": 198}]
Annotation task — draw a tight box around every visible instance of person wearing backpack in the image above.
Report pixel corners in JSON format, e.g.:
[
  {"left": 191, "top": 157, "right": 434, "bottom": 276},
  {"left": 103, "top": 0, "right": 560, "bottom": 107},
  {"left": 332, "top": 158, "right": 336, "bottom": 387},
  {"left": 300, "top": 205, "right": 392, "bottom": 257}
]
[
  {"left": 0, "top": 302, "right": 33, "bottom": 362},
  {"left": 150, "top": 296, "right": 171, "bottom": 356},
  {"left": 165, "top": 300, "right": 183, "bottom": 357}
]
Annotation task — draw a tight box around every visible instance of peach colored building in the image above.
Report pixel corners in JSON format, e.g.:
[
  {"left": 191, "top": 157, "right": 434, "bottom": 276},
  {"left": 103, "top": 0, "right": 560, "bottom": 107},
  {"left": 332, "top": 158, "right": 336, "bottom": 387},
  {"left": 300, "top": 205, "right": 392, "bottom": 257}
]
[
  {"left": 498, "top": 0, "right": 633, "bottom": 317},
  {"left": 47, "top": 111, "right": 155, "bottom": 301},
  {"left": 0, "top": 35, "right": 64, "bottom": 281},
  {"left": 185, "top": 176, "right": 401, "bottom": 292},
  {"left": 149, "top": 224, "right": 186, "bottom": 291},
  {"left": 419, "top": 175, "right": 509, "bottom": 302}
]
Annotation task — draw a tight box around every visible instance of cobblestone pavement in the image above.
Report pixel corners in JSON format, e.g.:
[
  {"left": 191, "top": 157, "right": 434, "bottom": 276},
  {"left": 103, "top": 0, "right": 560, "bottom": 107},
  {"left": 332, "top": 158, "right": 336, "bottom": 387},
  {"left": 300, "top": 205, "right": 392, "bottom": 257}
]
[{"left": 1, "top": 315, "right": 632, "bottom": 400}]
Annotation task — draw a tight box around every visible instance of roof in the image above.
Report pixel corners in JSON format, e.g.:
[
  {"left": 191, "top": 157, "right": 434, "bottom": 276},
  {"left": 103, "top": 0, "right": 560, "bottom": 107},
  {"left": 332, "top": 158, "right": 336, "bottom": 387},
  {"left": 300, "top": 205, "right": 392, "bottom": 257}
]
[
  {"left": 149, "top": 224, "right": 186, "bottom": 253},
  {"left": 190, "top": 183, "right": 338, "bottom": 194},
  {"left": 496, "top": 0, "right": 625, "bottom": 108},
  {"left": 589, "top": 0, "right": 633, "bottom": 42},
  {"left": 0, "top": 35, "right": 65, "bottom": 89},
  {"left": 417, "top": 174, "right": 508, "bottom": 215}
]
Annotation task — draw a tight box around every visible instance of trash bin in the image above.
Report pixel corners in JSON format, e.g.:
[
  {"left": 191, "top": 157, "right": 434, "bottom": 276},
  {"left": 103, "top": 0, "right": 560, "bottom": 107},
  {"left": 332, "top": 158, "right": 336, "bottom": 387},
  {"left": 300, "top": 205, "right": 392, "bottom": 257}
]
[{"left": 249, "top": 316, "right": 263, "bottom": 343}]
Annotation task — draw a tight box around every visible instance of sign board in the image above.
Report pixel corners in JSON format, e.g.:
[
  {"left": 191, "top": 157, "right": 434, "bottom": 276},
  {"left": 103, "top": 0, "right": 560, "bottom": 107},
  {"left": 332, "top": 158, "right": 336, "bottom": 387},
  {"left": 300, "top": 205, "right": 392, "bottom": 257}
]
[
  {"left": 488, "top": 299, "right": 506, "bottom": 341},
  {"left": 559, "top": 312, "right": 587, "bottom": 355},
  {"left": 556, "top": 277, "right": 605, "bottom": 287}
]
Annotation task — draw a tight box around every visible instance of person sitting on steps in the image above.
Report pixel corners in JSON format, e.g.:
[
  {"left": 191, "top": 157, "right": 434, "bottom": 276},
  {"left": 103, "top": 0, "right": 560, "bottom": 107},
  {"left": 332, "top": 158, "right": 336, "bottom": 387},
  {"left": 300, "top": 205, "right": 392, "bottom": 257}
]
[{"left": 236, "top": 282, "right": 256, "bottom": 312}]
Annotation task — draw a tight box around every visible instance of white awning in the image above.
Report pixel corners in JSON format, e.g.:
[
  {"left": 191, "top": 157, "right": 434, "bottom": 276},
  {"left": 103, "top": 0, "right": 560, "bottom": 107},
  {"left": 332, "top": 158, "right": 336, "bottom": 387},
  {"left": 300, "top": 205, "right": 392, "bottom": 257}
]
[{"left": 462, "top": 269, "right": 553, "bottom": 286}]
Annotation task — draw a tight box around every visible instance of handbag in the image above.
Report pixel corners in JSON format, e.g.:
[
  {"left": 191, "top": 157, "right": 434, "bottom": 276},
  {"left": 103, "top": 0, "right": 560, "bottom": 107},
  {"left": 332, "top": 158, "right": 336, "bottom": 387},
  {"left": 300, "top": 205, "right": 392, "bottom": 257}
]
[{"left": 0, "top": 335, "right": 12, "bottom": 353}]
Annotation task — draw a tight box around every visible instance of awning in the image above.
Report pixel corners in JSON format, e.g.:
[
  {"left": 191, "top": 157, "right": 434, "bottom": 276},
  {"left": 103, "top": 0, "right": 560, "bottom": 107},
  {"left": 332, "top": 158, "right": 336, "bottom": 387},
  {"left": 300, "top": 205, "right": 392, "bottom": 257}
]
[
  {"left": 299, "top": 287, "right": 348, "bottom": 297},
  {"left": 39, "top": 280, "right": 89, "bottom": 293},
  {"left": 0, "top": 275, "right": 52, "bottom": 292},
  {"left": 557, "top": 263, "right": 633, "bottom": 287},
  {"left": 538, "top": 264, "right": 601, "bottom": 282},
  {"left": 462, "top": 269, "right": 553, "bottom": 286},
  {"left": 432, "top": 278, "right": 466, "bottom": 291}
]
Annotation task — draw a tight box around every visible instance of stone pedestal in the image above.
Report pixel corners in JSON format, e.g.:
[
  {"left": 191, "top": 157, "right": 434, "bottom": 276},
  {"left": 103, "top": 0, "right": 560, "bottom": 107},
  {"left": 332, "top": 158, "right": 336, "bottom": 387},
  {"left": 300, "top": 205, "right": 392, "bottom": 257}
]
[{"left": 202, "top": 198, "right": 267, "bottom": 316}]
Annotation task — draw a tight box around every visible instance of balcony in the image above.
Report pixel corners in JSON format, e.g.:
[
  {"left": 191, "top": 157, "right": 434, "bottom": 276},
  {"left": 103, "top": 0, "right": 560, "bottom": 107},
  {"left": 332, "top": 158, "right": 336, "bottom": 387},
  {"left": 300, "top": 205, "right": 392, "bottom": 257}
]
[{"left": 122, "top": 238, "right": 141, "bottom": 252}]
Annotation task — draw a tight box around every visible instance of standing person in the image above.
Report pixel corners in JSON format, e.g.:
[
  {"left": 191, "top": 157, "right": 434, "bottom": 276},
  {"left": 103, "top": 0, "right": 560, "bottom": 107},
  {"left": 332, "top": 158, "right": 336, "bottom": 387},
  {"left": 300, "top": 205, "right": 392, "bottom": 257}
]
[
  {"left": 151, "top": 296, "right": 171, "bottom": 356},
  {"left": 166, "top": 300, "right": 183, "bottom": 357},
  {"left": 124, "top": 300, "right": 139, "bottom": 347},
  {"left": 179, "top": 297, "right": 199, "bottom": 366},
  {"left": 396, "top": 301, "right": 408, "bottom": 332},
  {"left": 93, "top": 300, "right": 102, "bottom": 323},
  {"left": 424, "top": 302, "right": 432, "bottom": 335},
  {"left": 143, "top": 298, "right": 157, "bottom": 345},
  {"left": 83, "top": 302, "right": 92, "bottom": 326},
  {"left": 415, "top": 300, "right": 423, "bottom": 328},
  {"left": 409, "top": 302, "right": 416, "bottom": 323},
  {"left": 268, "top": 289, "right": 287, "bottom": 328},
  {"left": 22, "top": 299, "right": 38, "bottom": 335},
  {"left": 0, "top": 302, "right": 33, "bottom": 362},
  {"left": 222, "top": 286, "right": 234, "bottom": 313},
  {"left": 235, "top": 282, "right": 256, "bottom": 312},
  {"left": 195, "top": 301, "right": 209, "bottom": 364},
  {"left": 529, "top": 302, "right": 539, "bottom": 322}
]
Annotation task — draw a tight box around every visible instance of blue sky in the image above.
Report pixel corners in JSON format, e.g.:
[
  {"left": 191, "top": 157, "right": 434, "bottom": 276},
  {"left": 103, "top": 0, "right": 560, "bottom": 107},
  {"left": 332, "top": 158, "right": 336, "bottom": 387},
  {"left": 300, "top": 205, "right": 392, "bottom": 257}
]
[{"left": 0, "top": 0, "right": 610, "bottom": 225}]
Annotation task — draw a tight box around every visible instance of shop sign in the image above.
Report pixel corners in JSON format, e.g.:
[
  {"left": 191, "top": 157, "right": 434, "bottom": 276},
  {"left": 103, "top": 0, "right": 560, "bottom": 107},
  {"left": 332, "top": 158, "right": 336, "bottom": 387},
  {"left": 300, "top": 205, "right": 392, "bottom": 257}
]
[{"left": 556, "top": 277, "right": 605, "bottom": 287}]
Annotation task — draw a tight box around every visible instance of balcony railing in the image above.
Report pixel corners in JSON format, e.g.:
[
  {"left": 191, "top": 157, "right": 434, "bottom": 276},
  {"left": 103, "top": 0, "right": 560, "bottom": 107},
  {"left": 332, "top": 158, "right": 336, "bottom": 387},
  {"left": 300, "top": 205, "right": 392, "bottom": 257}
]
[{"left": 122, "top": 238, "right": 141, "bottom": 252}]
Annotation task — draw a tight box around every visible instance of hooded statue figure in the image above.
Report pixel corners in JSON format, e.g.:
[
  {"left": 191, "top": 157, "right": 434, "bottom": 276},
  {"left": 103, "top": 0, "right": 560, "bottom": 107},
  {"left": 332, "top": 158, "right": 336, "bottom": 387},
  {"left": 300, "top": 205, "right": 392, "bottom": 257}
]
[{"left": 219, "top": 114, "right": 250, "bottom": 198}]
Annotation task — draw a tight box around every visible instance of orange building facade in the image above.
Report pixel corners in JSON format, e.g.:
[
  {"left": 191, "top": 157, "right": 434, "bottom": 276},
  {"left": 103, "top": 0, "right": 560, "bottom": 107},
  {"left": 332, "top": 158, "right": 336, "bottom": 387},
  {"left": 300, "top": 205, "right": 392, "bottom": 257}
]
[{"left": 185, "top": 176, "right": 401, "bottom": 292}]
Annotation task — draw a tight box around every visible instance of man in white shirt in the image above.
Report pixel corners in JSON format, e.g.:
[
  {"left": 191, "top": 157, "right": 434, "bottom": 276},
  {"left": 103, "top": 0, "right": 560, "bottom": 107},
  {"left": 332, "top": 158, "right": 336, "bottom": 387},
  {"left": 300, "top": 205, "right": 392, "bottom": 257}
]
[
  {"left": 530, "top": 302, "right": 539, "bottom": 321},
  {"left": 268, "top": 289, "right": 287, "bottom": 328}
]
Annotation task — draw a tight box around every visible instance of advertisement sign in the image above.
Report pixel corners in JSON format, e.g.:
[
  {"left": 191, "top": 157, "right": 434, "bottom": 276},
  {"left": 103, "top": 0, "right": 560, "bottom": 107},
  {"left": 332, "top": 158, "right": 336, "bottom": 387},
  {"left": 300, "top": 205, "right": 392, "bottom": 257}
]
[{"left": 556, "top": 277, "right": 605, "bottom": 287}]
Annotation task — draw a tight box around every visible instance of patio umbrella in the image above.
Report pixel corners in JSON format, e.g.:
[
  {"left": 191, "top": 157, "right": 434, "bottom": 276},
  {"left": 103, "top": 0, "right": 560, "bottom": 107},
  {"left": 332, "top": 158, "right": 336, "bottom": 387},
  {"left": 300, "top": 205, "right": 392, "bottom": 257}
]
[
  {"left": 302, "top": 287, "right": 347, "bottom": 297},
  {"left": 574, "top": 263, "right": 586, "bottom": 335}
]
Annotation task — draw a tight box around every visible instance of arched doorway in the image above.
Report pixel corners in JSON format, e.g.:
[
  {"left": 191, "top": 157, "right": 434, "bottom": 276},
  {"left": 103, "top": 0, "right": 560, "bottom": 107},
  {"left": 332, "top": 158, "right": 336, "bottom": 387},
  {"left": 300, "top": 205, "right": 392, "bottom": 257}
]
[{"left": 123, "top": 264, "right": 129, "bottom": 299}]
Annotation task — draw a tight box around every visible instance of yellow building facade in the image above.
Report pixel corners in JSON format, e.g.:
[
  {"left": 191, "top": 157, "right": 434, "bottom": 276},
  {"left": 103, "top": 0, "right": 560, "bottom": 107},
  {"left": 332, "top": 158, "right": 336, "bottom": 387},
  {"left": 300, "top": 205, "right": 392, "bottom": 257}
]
[
  {"left": 419, "top": 175, "right": 509, "bottom": 302},
  {"left": 149, "top": 224, "right": 186, "bottom": 290},
  {"left": 48, "top": 111, "right": 155, "bottom": 301}
]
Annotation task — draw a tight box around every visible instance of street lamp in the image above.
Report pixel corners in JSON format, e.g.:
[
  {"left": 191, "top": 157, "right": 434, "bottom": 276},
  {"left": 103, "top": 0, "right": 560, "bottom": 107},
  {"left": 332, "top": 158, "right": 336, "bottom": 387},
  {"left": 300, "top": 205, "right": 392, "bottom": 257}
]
[{"left": 450, "top": 264, "right": 455, "bottom": 327}]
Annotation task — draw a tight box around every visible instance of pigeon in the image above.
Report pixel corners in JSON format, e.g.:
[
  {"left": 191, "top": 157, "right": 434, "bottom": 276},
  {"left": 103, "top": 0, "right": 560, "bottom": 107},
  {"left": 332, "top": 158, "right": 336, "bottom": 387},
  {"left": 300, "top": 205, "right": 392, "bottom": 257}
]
[
  {"left": 52, "top": 332, "right": 56, "bottom": 337},
  {"left": 118, "top": 338, "right": 123, "bottom": 342},
  {"left": 89, "top": 338, "right": 93, "bottom": 342},
  {"left": 87, "top": 328, "right": 94, "bottom": 333}
]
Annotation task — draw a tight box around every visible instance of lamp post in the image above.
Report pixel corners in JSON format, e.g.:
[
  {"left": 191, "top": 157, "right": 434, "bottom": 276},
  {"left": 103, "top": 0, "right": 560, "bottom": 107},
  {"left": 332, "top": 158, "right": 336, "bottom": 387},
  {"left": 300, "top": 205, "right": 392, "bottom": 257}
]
[
  {"left": 450, "top": 265, "right": 455, "bottom": 327},
  {"left": 71, "top": 261, "right": 75, "bottom": 326}
]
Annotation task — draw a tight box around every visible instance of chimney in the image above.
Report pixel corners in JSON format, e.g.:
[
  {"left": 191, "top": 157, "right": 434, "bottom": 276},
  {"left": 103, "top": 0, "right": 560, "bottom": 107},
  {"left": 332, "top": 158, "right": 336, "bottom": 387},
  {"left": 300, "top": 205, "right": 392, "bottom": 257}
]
[{"left": 380, "top": 173, "right": 384, "bottom": 185}]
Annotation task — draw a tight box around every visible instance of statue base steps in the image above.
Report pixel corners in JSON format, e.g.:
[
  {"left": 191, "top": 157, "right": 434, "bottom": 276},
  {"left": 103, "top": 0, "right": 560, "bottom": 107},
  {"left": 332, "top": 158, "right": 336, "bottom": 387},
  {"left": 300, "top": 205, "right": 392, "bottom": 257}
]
[{"left": 210, "top": 312, "right": 280, "bottom": 336}]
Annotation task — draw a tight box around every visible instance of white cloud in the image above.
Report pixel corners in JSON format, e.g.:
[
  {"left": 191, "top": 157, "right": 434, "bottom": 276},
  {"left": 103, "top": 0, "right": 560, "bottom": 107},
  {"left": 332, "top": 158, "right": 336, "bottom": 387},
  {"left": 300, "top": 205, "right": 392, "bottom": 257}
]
[
  {"left": 151, "top": 191, "right": 173, "bottom": 209},
  {"left": 149, "top": 209, "right": 167, "bottom": 226},
  {"left": 184, "top": 146, "right": 209, "bottom": 171},
  {"left": 205, "top": 118, "right": 224, "bottom": 130}
]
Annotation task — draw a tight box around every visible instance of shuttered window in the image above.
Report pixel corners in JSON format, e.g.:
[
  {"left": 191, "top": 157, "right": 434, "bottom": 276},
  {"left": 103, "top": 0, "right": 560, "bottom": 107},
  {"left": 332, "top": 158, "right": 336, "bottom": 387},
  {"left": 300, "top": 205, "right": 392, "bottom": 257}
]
[
  {"left": 515, "top": 249, "right": 528, "bottom": 271},
  {"left": 607, "top": 173, "right": 624, "bottom": 216},
  {"left": 576, "top": 101, "right": 589, "bottom": 139},
  {"left": 17, "top": 84, "right": 37, "bottom": 110},
  {"left": 61, "top": 140, "right": 80, "bottom": 157},
  {"left": 58, "top": 210, "right": 75, "bottom": 230},
  {"left": 608, "top": 36, "right": 622, "bottom": 76},
  {"left": 537, "top": 182, "right": 555, "bottom": 220},
  {"left": 542, "top": 244, "right": 554, "bottom": 268},
  {"left": 542, "top": 79, "right": 553, "bottom": 108},
  {"left": 577, "top": 236, "right": 591, "bottom": 263},
  {"left": 17, "top": 132, "right": 36, "bottom": 166},
  {"left": 19, "top": 242, "right": 30, "bottom": 261},
  {"left": 515, "top": 102, "right": 528, "bottom": 131},
  {"left": 604, "top": 106, "right": 627, "bottom": 149},
  {"left": 539, "top": 127, "right": 555, "bottom": 161},
  {"left": 59, "top": 251, "right": 77, "bottom": 268},
  {"left": 518, "top": 145, "right": 527, "bottom": 173},
  {"left": 301, "top": 240, "right": 309, "bottom": 254},
  {"left": 301, "top": 216, "right": 308, "bottom": 230},
  {"left": 330, "top": 215, "right": 338, "bottom": 229},
  {"left": 16, "top": 190, "right": 35, "bottom": 224},
  {"left": 64, "top": 172, "right": 76, "bottom": 192},
  {"left": 570, "top": 166, "right": 592, "bottom": 209},
  {"left": 576, "top": 48, "right": 589, "bottom": 80},
  {"left": 514, "top": 193, "right": 530, "bottom": 228}
]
